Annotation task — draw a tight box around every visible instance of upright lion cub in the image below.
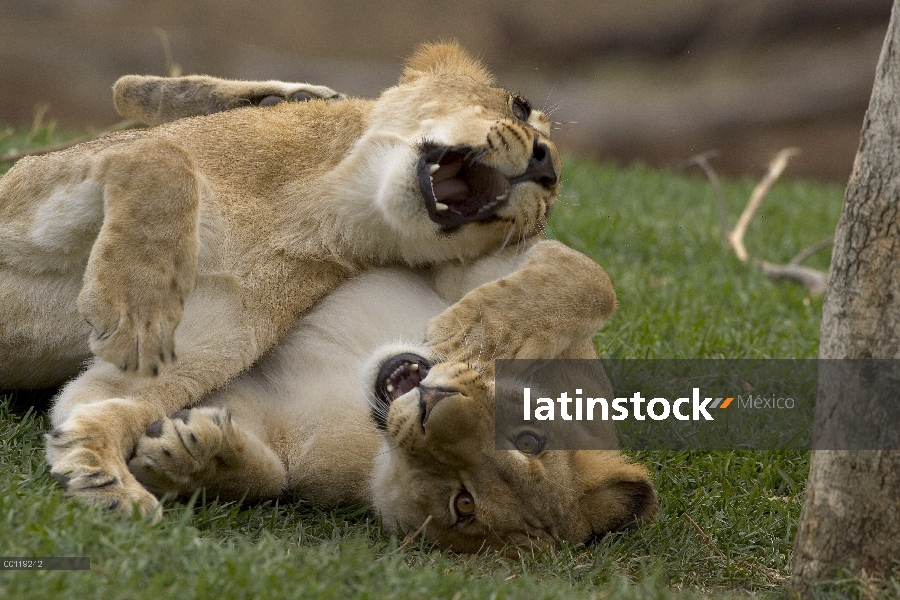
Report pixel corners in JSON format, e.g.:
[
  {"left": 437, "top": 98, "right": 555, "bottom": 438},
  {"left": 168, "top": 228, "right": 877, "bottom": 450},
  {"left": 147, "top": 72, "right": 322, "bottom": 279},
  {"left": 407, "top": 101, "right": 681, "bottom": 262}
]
[{"left": 0, "top": 44, "right": 563, "bottom": 513}]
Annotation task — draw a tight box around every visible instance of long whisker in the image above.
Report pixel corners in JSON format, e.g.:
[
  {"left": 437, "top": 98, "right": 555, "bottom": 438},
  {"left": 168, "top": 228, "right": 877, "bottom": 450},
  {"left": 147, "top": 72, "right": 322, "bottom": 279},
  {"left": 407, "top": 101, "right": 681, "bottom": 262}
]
[
  {"left": 498, "top": 219, "right": 517, "bottom": 251},
  {"left": 550, "top": 120, "right": 577, "bottom": 132},
  {"left": 541, "top": 83, "right": 558, "bottom": 114},
  {"left": 373, "top": 443, "right": 402, "bottom": 458}
]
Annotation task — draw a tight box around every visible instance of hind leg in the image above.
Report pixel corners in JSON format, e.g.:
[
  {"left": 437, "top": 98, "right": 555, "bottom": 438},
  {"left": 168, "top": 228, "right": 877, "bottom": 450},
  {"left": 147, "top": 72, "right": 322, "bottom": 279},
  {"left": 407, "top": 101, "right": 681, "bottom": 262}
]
[
  {"left": 114, "top": 75, "right": 344, "bottom": 126},
  {"left": 128, "top": 407, "right": 286, "bottom": 501},
  {"left": 45, "top": 274, "right": 261, "bottom": 516}
]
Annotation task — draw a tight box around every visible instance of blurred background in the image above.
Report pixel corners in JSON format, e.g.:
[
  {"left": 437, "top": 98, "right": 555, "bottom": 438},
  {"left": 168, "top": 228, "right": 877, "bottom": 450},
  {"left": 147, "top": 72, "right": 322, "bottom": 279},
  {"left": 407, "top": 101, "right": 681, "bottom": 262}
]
[{"left": 0, "top": 0, "right": 892, "bottom": 182}]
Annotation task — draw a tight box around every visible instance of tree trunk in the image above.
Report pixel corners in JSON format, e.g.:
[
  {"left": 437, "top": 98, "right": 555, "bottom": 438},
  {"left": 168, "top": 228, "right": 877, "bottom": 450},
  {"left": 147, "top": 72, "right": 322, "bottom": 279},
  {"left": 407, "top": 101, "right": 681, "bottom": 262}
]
[{"left": 792, "top": 0, "right": 900, "bottom": 591}]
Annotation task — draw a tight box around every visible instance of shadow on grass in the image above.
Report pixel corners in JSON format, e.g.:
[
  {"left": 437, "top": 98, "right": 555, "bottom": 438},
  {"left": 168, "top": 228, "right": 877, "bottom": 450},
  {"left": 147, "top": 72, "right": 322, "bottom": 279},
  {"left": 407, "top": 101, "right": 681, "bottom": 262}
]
[{"left": 0, "top": 387, "right": 58, "bottom": 414}]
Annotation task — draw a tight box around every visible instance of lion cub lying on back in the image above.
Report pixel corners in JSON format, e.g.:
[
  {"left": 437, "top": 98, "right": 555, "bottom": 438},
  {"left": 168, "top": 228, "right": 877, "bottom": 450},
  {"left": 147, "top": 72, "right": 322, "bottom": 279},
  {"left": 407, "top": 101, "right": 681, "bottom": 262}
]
[{"left": 125, "top": 240, "right": 657, "bottom": 552}]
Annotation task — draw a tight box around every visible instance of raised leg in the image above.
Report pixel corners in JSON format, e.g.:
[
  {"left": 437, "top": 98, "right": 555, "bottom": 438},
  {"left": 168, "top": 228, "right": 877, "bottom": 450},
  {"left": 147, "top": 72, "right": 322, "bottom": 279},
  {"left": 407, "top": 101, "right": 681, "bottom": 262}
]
[{"left": 114, "top": 75, "right": 345, "bottom": 126}]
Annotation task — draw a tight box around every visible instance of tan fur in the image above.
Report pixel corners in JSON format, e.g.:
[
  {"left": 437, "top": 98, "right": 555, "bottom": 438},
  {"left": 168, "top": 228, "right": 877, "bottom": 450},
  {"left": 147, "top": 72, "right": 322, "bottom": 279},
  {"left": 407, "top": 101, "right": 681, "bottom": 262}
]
[
  {"left": 126, "top": 240, "right": 657, "bottom": 551},
  {"left": 0, "top": 43, "right": 567, "bottom": 513},
  {"left": 113, "top": 75, "right": 344, "bottom": 127},
  {"left": 0, "top": 45, "right": 655, "bottom": 550}
]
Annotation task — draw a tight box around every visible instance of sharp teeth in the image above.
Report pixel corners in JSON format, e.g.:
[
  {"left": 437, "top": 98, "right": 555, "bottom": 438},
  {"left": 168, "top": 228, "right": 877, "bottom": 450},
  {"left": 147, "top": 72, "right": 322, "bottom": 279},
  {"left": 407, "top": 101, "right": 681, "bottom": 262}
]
[
  {"left": 478, "top": 199, "right": 501, "bottom": 213},
  {"left": 428, "top": 163, "right": 440, "bottom": 175},
  {"left": 496, "top": 193, "right": 509, "bottom": 201},
  {"left": 386, "top": 384, "right": 395, "bottom": 393},
  {"left": 410, "top": 363, "right": 419, "bottom": 372},
  {"left": 435, "top": 202, "right": 449, "bottom": 211}
]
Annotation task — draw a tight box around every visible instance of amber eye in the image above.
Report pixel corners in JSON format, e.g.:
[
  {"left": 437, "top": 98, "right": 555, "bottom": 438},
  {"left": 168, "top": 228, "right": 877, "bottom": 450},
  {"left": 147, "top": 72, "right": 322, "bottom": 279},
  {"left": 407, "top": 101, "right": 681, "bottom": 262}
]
[
  {"left": 454, "top": 491, "right": 475, "bottom": 520},
  {"left": 515, "top": 431, "right": 544, "bottom": 454},
  {"left": 511, "top": 96, "right": 531, "bottom": 121}
]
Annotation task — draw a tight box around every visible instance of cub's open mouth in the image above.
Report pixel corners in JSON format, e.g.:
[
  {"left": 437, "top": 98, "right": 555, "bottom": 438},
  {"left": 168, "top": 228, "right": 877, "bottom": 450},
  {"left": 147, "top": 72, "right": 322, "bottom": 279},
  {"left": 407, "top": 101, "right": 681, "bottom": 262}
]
[
  {"left": 373, "top": 353, "right": 431, "bottom": 429},
  {"left": 417, "top": 143, "right": 511, "bottom": 230}
]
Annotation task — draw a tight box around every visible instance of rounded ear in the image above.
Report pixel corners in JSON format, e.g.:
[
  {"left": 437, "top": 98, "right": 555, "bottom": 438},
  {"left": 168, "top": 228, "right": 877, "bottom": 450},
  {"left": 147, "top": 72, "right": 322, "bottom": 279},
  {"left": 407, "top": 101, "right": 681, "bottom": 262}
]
[
  {"left": 574, "top": 450, "right": 659, "bottom": 535},
  {"left": 399, "top": 42, "right": 495, "bottom": 86}
]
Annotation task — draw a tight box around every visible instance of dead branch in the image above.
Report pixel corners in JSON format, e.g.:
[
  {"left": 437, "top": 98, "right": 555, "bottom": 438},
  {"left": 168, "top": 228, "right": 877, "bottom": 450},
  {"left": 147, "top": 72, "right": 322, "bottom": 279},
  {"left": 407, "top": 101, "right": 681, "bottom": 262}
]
[
  {"left": 728, "top": 147, "right": 801, "bottom": 262},
  {"left": 682, "top": 512, "right": 728, "bottom": 560},
  {"left": 0, "top": 119, "right": 140, "bottom": 164},
  {"left": 1, "top": 30, "right": 180, "bottom": 165},
  {"left": 756, "top": 261, "right": 828, "bottom": 295},
  {"left": 789, "top": 237, "right": 833, "bottom": 265},
  {"left": 687, "top": 147, "right": 831, "bottom": 295},
  {"left": 397, "top": 514, "right": 432, "bottom": 550},
  {"left": 378, "top": 514, "right": 433, "bottom": 559},
  {"left": 154, "top": 28, "right": 183, "bottom": 77},
  {"left": 28, "top": 103, "right": 52, "bottom": 141},
  {"left": 684, "top": 150, "right": 729, "bottom": 245}
]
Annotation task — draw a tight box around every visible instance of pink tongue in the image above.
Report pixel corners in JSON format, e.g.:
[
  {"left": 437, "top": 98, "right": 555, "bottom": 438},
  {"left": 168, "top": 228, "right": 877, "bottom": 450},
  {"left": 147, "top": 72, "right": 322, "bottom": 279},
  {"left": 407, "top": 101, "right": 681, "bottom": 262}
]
[{"left": 433, "top": 178, "right": 469, "bottom": 203}]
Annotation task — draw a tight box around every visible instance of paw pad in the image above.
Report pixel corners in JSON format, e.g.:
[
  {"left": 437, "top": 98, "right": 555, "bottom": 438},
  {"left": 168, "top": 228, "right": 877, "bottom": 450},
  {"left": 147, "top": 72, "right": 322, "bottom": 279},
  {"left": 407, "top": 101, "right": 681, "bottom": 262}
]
[
  {"left": 170, "top": 409, "right": 191, "bottom": 423},
  {"left": 145, "top": 420, "right": 164, "bottom": 438},
  {"left": 256, "top": 95, "right": 284, "bottom": 107},
  {"left": 51, "top": 472, "right": 71, "bottom": 488}
]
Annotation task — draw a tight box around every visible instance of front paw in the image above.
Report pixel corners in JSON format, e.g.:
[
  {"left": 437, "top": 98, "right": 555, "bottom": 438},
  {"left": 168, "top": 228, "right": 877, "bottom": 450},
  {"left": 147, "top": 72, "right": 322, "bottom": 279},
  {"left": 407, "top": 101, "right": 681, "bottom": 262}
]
[
  {"left": 78, "top": 266, "right": 188, "bottom": 377},
  {"left": 128, "top": 408, "right": 230, "bottom": 496},
  {"left": 426, "top": 298, "right": 494, "bottom": 365},
  {"left": 46, "top": 428, "right": 162, "bottom": 520},
  {"left": 426, "top": 290, "right": 562, "bottom": 365}
]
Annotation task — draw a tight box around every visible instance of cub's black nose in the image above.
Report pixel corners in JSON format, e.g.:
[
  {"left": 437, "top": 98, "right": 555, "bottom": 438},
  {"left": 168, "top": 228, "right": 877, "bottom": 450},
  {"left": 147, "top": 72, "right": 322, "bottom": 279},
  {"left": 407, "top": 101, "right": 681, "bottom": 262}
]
[{"left": 511, "top": 140, "right": 558, "bottom": 188}]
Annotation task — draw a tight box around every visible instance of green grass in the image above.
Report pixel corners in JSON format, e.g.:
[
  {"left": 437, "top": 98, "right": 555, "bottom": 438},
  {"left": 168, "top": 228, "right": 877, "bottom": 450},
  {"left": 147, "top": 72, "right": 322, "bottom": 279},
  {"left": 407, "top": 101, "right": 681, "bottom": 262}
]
[{"left": 2, "top": 126, "right": 894, "bottom": 598}]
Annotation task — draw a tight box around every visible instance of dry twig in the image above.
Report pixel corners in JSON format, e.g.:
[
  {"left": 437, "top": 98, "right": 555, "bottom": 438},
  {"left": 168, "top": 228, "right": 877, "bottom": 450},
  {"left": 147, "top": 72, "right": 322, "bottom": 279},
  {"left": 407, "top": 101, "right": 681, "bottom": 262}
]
[
  {"left": 686, "top": 147, "right": 830, "bottom": 295},
  {"left": 1, "top": 30, "right": 181, "bottom": 165},
  {"left": 683, "top": 150, "right": 729, "bottom": 245},
  {"left": 682, "top": 512, "right": 728, "bottom": 560},
  {"left": 728, "top": 147, "right": 800, "bottom": 262},
  {"left": 756, "top": 261, "right": 828, "bottom": 295},
  {"left": 380, "top": 515, "right": 434, "bottom": 558},
  {"left": 154, "top": 28, "right": 183, "bottom": 77},
  {"left": 789, "top": 237, "right": 833, "bottom": 266}
]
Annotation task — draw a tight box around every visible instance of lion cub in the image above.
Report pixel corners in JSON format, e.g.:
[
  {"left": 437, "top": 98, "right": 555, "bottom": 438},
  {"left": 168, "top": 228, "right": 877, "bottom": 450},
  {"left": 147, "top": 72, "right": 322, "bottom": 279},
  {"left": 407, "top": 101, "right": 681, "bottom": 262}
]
[{"left": 126, "top": 240, "right": 657, "bottom": 552}]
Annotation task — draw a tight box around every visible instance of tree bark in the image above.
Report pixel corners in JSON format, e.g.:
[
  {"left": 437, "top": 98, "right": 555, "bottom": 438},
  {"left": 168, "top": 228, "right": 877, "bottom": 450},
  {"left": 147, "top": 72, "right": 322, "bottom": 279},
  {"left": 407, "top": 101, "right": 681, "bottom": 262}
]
[{"left": 792, "top": 0, "right": 900, "bottom": 591}]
